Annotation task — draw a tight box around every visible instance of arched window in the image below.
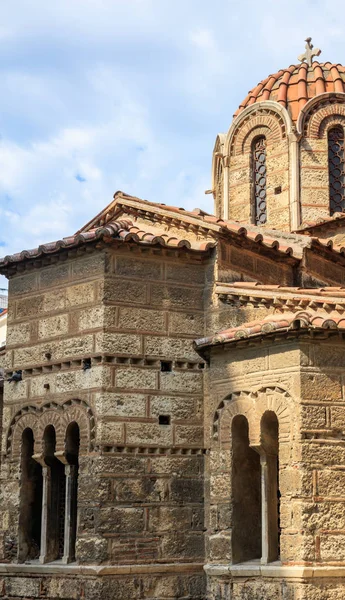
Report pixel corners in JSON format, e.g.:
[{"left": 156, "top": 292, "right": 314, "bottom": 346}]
[
  {"left": 231, "top": 415, "right": 261, "bottom": 563},
  {"left": 328, "top": 126, "right": 345, "bottom": 215},
  {"left": 18, "top": 428, "right": 43, "bottom": 562},
  {"left": 252, "top": 136, "right": 267, "bottom": 225},
  {"left": 64, "top": 422, "right": 80, "bottom": 563},
  {"left": 215, "top": 158, "right": 224, "bottom": 218},
  {"left": 42, "top": 425, "right": 65, "bottom": 562},
  {"left": 260, "top": 411, "right": 280, "bottom": 563}
]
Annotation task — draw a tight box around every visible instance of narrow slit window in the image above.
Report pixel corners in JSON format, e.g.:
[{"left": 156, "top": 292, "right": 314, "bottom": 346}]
[
  {"left": 328, "top": 126, "right": 345, "bottom": 215},
  {"left": 18, "top": 428, "right": 43, "bottom": 562},
  {"left": 252, "top": 136, "right": 267, "bottom": 225},
  {"left": 231, "top": 415, "right": 261, "bottom": 563}
]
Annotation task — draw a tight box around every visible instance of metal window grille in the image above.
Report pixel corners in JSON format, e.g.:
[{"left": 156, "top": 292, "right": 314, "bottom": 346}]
[
  {"left": 253, "top": 137, "right": 267, "bottom": 225},
  {"left": 328, "top": 126, "right": 345, "bottom": 215}
]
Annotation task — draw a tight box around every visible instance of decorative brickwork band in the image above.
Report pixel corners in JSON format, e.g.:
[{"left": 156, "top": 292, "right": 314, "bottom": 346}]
[
  {"left": 212, "top": 386, "right": 292, "bottom": 449},
  {"left": 304, "top": 101, "right": 345, "bottom": 138},
  {"left": 230, "top": 109, "right": 286, "bottom": 157},
  {"left": 7, "top": 398, "right": 95, "bottom": 459}
]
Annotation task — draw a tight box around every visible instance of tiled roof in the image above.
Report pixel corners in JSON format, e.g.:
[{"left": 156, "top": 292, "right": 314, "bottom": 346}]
[
  {"left": 215, "top": 282, "right": 345, "bottom": 311},
  {"left": 3, "top": 191, "right": 345, "bottom": 275},
  {"left": 296, "top": 213, "right": 345, "bottom": 235},
  {"left": 81, "top": 192, "right": 306, "bottom": 260},
  {"left": 0, "top": 218, "right": 216, "bottom": 272},
  {"left": 234, "top": 62, "right": 345, "bottom": 122},
  {"left": 194, "top": 310, "right": 345, "bottom": 351}
]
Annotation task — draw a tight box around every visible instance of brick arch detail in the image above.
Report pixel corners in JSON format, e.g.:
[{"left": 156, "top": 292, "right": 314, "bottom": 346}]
[
  {"left": 212, "top": 386, "right": 293, "bottom": 450},
  {"left": 11, "top": 412, "right": 39, "bottom": 461},
  {"left": 7, "top": 398, "right": 95, "bottom": 459},
  {"left": 318, "top": 115, "right": 345, "bottom": 139},
  {"left": 305, "top": 103, "right": 345, "bottom": 138},
  {"left": 230, "top": 111, "right": 286, "bottom": 157}
]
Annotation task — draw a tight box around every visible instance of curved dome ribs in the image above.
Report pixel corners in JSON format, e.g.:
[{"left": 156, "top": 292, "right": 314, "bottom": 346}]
[{"left": 234, "top": 62, "right": 345, "bottom": 124}]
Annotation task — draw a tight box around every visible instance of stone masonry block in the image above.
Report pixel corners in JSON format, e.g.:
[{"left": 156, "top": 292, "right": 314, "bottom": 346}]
[
  {"left": 161, "top": 531, "right": 204, "bottom": 559},
  {"left": 9, "top": 272, "right": 38, "bottom": 295},
  {"left": 6, "top": 322, "right": 31, "bottom": 346},
  {"left": 320, "top": 534, "right": 345, "bottom": 561},
  {"left": 97, "top": 506, "right": 144, "bottom": 534},
  {"left": 145, "top": 335, "right": 199, "bottom": 361},
  {"left": 301, "top": 167, "right": 328, "bottom": 186},
  {"left": 269, "top": 346, "right": 300, "bottom": 369},
  {"left": 71, "top": 252, "right": 105, "bottom": 279},
  {"left": 125, "top": 422, "right": 172, "bottom": 445},
  {"left": 38, "top": 313, "right": 69, "bottom": 339},
  {"left": 150, "top": 395, "right": 197, "bottom": 420},
  {"left": 170, "top": 478, "right": 204, "bottom": 503},
  {"left": 150, "top": 283, "right": 203, "bottom": 310},
  {"left": 40, "top": 263, "right": 70, "bottom": 288},
  {"left": 117, "top": 306, "right": 165, "bottom": 332},
  {"left": 166, "top": 262, "right": 205, "bottom": 284},
  {"left": 317, "top": 470, "right": 345, "bottom": 497},
  {"left": 116, "top": 256, "right": 162, "bottom": 280},
  {"left": 46, "top": 577, "right": 82, "bottom": 599},
  {"left": 5, "top": 576, "right": 41, "bottom": 597},
  {"left": 149, "top": 455, "right": 203, "bottom": 476},
  {"left": 174, "top": 425, "right": 204, "bottom": 446},
  {"left": 66, "top": 281, "right": 95, "bottom": 307},
  {"left": 208, "top": 532, "right": 232, "bottom": 562},
  {"left": 93, "top": 392, "right": 147, "bottom": 417},
  {"left": 330, "top": 406, "right": 345, "bottom": 430},
  {"left": 96, "top": 421, "right": 124, "bottom": 444},
  {"left": 160, "top": 371, "right": 202, "bottom": 393},
  {"left": 13, "top": 334, "right": 94, "bottom": 367},
  {"left": 114, "top": 477, "right": 167, "bottom": 503},
  {"left": 103, "top": 278, "right": 147, "bottom": 304},
  {"left": 95, "top": 332, "right": 141, "bottom": 355},
  {"left": 115, "top": 367, "right": 157, "bottom": 390},
  {"left": 78, "top": 306, "right": 104, "bottom": 330},
  {"left": 3, "top": 380, "right": 28, "bottom": 402},
  {"left": 302, "top": 442, "right": 345, "bottom": 466},
  {"left": 168, "top": 311, "right": 204, "bottom": 336},
  {"left": 301, "top": 405, "right": 327, "bottom": 429},
  {"left": 149, "top": 506, "right": 192, "bottom": 531},
  {"left": 300, "top": 372, "right": 342, "bottom": 401},
  {"left": 312, "top": 345, "right": 345, "bottom": 368}
]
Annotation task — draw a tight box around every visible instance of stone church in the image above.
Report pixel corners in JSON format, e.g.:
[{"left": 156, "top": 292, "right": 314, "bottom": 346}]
[{"left": 1, "top": 39, "right": 345, "bottom": 599}]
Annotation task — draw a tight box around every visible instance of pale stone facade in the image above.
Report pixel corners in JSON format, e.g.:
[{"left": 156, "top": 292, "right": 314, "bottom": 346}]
[{"left": 2, "top": 53, "right": 345, "bottom": 600}]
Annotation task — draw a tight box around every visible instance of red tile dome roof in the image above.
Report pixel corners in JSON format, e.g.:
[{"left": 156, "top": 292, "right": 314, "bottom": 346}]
[{"left": 234, "top": 62, "right": 345, "bottom": 123}]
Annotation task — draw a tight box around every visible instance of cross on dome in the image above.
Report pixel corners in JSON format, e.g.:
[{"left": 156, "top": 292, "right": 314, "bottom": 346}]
[{"left": 298, "top": 37, "right": 321, "bottom": 67}]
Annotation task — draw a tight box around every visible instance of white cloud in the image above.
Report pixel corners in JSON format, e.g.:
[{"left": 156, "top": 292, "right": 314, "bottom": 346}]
[{"left": 1, "top": 0, "right": 345, "bottom": 291}]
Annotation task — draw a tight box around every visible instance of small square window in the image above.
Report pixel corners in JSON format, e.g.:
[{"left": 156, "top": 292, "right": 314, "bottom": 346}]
[
  {"left": 159, "top": 415, "right": 171, "bottom": 425},
  {"left": 160, "top": 361, "right": 172, "bottom": 372}
]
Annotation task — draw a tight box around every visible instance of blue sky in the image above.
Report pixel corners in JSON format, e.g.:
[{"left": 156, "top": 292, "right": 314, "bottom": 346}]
[{"left": 0, "top": 0, "right": 344, "bottom": 288}]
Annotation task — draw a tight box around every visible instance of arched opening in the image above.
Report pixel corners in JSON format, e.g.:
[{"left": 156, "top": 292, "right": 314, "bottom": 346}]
[
  {"left": 64, "top": 421, "right": 80, "bottom": 562},
  {"left": 43, "top": 425, "right": 65, "bottom": 561},
  {"left": 18, "top": 428, "right": 43, "bottom": 562},
  {"left": 231, "top": 415, "right": 261, "bottom": 563},
  {"left": 328, "top": 126, "right": 345, "bottom": 215},
  {"left": 252, "top": 136, "right": 267, "bottom": 225},
  {"left": 260, "top": 411, "right": 280, "bottom": 563}
]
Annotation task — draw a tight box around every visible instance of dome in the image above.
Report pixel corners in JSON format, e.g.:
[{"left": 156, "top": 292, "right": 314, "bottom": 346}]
[{"left": 234, "top": 61, "right": 345, "bottom": 123}]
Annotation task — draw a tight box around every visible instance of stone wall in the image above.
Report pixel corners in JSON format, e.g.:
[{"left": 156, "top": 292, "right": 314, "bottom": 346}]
[
  {"left": 0, "top": 243, "right": 209, "bottom": 598},
  {"left": 204, "top": 334, "right": 345, "bottom": 599}
]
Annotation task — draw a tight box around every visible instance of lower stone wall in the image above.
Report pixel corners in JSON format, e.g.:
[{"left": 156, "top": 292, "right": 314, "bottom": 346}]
[
  {"left": 0, "top": 568, "right": 205, "bottom": 599},
  {"left": 206, "top": 573, "right": 345, "bottom": 600}
]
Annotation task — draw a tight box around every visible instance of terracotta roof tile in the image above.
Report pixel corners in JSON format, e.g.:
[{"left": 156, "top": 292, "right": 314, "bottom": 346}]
[
  {"left": 296, "top": 213, "right": 345, "bottom": 234},
  {"left": 234, "top": 62, "right": 345, "bottom": 123},
  {"left": 194, "top": 310, "right": 345, "bottom": 351},
  {"left": 0, "top": 218, "right": 216, "bottom": 272}
]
